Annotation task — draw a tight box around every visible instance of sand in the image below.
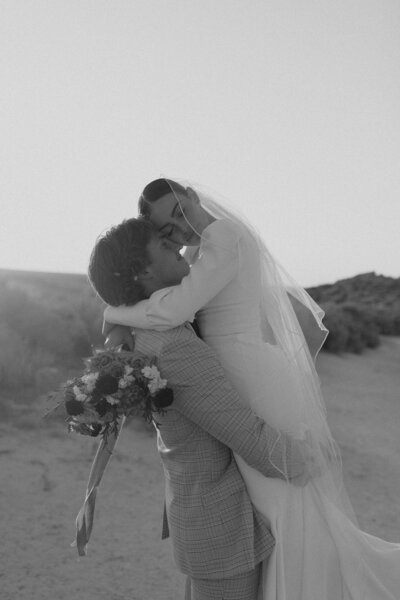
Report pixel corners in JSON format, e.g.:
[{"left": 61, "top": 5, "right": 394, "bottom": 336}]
[{"left": 2, "top": 337, "right": 400, "bottom": 599}]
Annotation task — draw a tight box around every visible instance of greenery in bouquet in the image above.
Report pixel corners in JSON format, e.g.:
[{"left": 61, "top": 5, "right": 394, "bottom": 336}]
[{"left": 52, "top": 350, "right": 173, "bottom": 439}]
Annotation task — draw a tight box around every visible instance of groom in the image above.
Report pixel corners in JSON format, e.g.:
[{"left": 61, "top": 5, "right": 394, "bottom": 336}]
[{"left": 89, "top": 218, "right": 314, "bottom": 600}]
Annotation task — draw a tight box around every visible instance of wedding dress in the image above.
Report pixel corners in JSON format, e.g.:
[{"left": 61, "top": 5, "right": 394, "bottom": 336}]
[{"left": 105, "top": 181, "right": 400, "bottom": 599}]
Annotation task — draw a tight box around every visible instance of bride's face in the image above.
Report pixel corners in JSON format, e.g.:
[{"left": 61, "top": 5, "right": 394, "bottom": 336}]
[{"left": 148, "top": 189, "right": 211, "bottom": 246}]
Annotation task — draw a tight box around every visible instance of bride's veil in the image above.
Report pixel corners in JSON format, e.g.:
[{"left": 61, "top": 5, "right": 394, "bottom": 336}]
[{"left": 162, "top": 176, "right": 359, "bottom": 527}]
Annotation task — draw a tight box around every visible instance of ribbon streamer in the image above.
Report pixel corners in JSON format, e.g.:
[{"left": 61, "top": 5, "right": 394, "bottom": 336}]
[{"left": 72, "top": 416, "right": 126, "bottom": 556}]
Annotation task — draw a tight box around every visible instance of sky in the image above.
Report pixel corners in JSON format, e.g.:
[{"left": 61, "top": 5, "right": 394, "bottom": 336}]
[{"left": 1, "top": 0, "right": 399, "bottom": 287}]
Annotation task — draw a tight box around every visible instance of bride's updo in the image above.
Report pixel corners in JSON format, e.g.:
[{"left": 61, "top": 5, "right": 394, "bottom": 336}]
[
  {"left": 88, "top": 218, "right": 153, "bottom": 306},
  {"left": 138, "top": 178, "right": 187, "bottom": 218}
]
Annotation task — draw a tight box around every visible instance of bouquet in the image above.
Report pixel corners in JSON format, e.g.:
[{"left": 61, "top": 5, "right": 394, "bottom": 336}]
[
  {"left": 54, "top": 349, "right": 173, "bottom": 439},
  {"left": 49, "top": 349, "right": 173, "bottom": 556}
]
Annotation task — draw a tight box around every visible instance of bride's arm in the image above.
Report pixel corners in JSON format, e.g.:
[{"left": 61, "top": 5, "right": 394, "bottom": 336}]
[{"left": 104, "top": 220, "right": 241, "bottom": 331}]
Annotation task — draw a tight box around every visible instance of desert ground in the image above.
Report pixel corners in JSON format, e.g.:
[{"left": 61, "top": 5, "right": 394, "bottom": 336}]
[{"left": 2, "top": 337, "right": 400, "bottom": 600}]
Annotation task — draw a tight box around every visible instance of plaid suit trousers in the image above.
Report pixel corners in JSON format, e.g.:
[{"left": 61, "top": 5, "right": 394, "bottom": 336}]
[{"left": 185, "top": 562, "right": 262, "bottom": 600}]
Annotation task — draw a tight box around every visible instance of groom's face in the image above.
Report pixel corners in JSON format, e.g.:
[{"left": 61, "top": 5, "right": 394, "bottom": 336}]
[{"left": 145, "top": 233, "right": 190, "bottom": 288}]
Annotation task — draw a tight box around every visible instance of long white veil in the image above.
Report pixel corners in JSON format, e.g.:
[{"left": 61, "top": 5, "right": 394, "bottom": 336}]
[{"left": 163, "top": 177, "right": 359, "bottom": 526}]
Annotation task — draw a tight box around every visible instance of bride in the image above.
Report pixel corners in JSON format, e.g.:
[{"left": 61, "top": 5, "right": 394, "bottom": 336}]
[{"left": 104, "top": 178, "right": 400, "bottom": 599}]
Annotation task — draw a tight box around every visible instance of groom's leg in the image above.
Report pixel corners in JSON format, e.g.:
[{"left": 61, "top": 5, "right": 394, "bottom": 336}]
[{"left": 186, "top": 562, "right": 261, "bottom": 600}]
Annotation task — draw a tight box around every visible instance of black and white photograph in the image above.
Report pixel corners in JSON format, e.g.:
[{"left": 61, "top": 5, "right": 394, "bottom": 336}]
[{"left": 1, "top": 2, "right": 400, "bottom": 599}]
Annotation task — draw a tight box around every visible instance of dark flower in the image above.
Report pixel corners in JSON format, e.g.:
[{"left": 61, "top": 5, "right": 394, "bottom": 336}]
[
  {"left": 95, "top": 398, "right": 113, "bottom": 417},
  {"left": 152, "top": 388, "right": 173, "bottom": 409},
  {"left": 87, "top": 423, "right": 103, "bottom": 437},
  {"left": 107, "top": 364, "right": 124, "bottom": 379},
  {"left": 65, "top": 398, "right": 85, "bottom": 416},
  {"left": 94, "top": 374, "right": 119, "bottom": 396}
]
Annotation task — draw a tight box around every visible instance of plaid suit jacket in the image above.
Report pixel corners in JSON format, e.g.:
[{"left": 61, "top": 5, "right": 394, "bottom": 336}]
[{"left": 134, "top": 324, "right": 300, "bottom": 580}]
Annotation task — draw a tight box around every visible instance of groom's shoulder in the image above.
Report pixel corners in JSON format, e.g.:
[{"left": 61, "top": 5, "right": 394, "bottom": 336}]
[{"left": 133, "top": 324, "right": 196, "bottom": 357}]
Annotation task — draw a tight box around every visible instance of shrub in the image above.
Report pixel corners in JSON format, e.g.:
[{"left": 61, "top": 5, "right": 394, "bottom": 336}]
[
  {"left": 0, "top": 286, "right": 75, "bottom": 358},
  {"left": 321, "top": 302, "right": 380, "bottom": 354},
  {"left": 341, "top": 303, "right": 380, "bottom": 351},
  {"left": 0, "top": 283, "right": 104, "bottom": 362},
  {"left": 320, "top": 303, "right": 350, "bottom": 353},
  {"left": 374, "top": 305, "right": 400, "bottom": 336},
  {"left": 0, "top": 323, "right": 53, "bottom": 389},
  {"left": 0, "top": 277, "right": 106, "bottom": 391}
]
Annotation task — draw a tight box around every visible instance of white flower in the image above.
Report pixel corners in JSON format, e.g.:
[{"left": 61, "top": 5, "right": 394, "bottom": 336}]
[
  {"left": 141, "top": 365, "right": 158, "bottom": 379},
  {"left": 118, "top": 374, "right": 134, "bottom": 389},
  {"left": 105, "top": 395, "right": 120, "bottom": 406},
  {"left": 81, "top": 372, "right": 99, "bottom": 393},
  {"left": 147, "top": 379, "right": 162, "bottom": 394},
  {"left": 73, "top": 385, "right": 87, "bottom": 403},
  {"left": 142, "top": 365, "right": 167, "bottom": 394}
]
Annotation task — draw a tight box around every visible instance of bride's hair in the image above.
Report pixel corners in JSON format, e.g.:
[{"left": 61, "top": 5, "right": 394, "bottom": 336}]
[
  {"left": 138, "top": 178, "right": 187, "bottom": 217},
  {"left": 88, "top": 218, "right": 153, "bottom": 306}
]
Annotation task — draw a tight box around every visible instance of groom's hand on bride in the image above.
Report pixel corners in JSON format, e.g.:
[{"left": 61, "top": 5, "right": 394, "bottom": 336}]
[{"left": 104, "top": 324, "right": 135, "bottom": 351}]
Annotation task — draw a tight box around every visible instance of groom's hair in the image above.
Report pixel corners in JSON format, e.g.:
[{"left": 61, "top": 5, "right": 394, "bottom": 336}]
[
  {"left": 138, "top": 178, "right": 187, "bottom": 218},
  {"left": 88, "top": 218, "right": 154, "bottom": 306}
]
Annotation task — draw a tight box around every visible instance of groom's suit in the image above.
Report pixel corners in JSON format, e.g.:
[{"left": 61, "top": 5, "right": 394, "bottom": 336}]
[{"left": 134, "top": 324, "right": 304, "bottom": 585}]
